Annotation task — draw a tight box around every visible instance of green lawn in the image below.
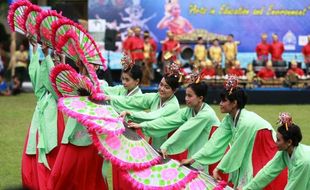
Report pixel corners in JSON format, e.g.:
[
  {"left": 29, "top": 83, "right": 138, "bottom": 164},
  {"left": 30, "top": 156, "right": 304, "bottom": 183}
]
[{"left": 0, "top": 93, "right": 310, "bottom": 189}]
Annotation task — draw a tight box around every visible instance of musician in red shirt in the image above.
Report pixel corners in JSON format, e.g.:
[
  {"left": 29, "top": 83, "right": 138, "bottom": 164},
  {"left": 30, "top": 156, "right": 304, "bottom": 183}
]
[
  {"left": 227, "top": 60, "right": 244, "bottom": 76},
  {"left": 270, "top": 34, "right": 284, "bottom": 62},
  {"left": 161, "top": 31, "right": 180, "bottom": 62},
  {"left": 123, "top": 28, "right": 134, "bottom": 54},
  {"left": 128, "top": 27, "right": 144, "bottom": 66},
  {"left": 256, "top": 33, "right": 270, "bottom": 62},
  {"left": 302, "top": 36, "right": 310, "bottom": 74},
  {"left": 201, "top": 60, "right": 216, "bottom": 78},
  {"left": 257, "top": 60, "right": 276, "bottom": 80},
  {"left": 287, "top": 60, "right": 305, "bottom": 77}
]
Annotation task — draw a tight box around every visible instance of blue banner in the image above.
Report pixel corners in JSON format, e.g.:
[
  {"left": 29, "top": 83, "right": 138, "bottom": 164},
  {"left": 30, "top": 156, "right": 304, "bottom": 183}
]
[{"left": 88, "top": 0, "right": 310, "bottom": 52}]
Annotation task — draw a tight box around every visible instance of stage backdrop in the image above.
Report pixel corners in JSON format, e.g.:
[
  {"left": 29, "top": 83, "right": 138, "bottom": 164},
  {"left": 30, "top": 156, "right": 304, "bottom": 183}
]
[{"left": 88, "top": 0, "right": 310, "bottom": 68}]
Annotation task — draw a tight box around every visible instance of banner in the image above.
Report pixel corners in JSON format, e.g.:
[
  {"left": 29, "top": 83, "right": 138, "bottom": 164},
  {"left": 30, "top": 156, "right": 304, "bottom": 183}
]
[{"left": 88, "top": 0, "right": 310, "bottom": 52}]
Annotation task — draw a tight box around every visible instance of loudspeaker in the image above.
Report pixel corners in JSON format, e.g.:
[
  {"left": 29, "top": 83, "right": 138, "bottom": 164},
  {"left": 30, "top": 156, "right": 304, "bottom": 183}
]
[{"left": 104, "top": 28, "right": 118, "bottom": 51}]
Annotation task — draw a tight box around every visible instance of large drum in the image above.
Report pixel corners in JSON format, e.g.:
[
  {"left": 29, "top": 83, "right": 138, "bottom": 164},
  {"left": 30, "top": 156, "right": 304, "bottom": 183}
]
[{"left": 180, "top": 46, "right": 194, "bottom": 60}]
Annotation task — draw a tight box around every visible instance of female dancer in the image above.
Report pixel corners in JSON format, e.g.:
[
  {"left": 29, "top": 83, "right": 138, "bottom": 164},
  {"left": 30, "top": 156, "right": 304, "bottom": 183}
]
[
  {"left": 243, "top": 113, "right": 310, "bottom": 190},
  {"left": 181, "top": 76, "right": 287, "bottom": 189}
]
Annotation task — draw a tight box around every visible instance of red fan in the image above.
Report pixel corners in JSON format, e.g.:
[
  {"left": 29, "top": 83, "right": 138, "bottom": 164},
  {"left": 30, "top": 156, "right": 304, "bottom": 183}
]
[
  {"left": 22, "top": 4, "right": 42, "bottom": 41},
  {"left": 50, "top": 64, "right": 96, "bottom": 98},
  {"left": 36, "top": 10, "right": 64, "bottom": 47},
  {"left": 51, "top": 18, "right": 106, "bottom": 70},
  {"left": 7, "top": 0, "right": 31, "bottom": 34},
  {"left": 54, "top": 29, "right": 102, "bottom": 93}
]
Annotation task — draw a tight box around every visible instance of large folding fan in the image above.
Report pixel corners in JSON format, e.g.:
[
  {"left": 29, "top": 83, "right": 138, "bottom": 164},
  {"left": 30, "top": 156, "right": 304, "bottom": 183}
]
[
  {"left": 23, "top": 4, "right": 42, "bottom": 41},
  {"left": 52, "top": 29, "right": 103, "bottom": 94},
  {"left": 183, "top": 172, "right": 232, "bottom": 190},
  {"left": 92, "top": 126, "right": 162, "bottom": 170},
  {"left": 124, "top": 159, "right": 198, "bottom": 190},
  {"left": 36, "top": 10, "right": 64, "bottom": 47},
  {"left": 50, "top": 64, "right": 124, "bottom": 135},
  {"left": 7, "top": 0, "right": 31, "bottom": 34},
  {"left": 51, "top": 18, "right": 106, "bottom": 70}
]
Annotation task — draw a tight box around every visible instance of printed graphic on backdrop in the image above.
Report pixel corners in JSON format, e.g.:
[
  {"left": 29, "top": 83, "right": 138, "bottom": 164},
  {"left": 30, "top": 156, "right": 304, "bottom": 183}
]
[{"left": 88, "top": 0, "right": 310, "bottom": 52}]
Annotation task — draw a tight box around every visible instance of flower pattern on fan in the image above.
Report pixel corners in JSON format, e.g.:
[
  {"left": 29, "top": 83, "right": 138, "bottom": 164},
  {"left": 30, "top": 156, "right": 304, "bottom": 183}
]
[
  {"left": 189, "top": 179, "right": 206, "bottom": 190},
  {"left": 161, "top": 168, "right": 178, "bottom": 181},
  {"left": 130, "top": 146, "right": 147, "bottom": 159},
  {"left": 106, "top": 135, "right": 121, "bottom": 150},
  {"left": 136, "top": 168, "right": 151, "bottom": 178},
  {"left": 70, "top": 100, "right": 86, "bottom": 109}
]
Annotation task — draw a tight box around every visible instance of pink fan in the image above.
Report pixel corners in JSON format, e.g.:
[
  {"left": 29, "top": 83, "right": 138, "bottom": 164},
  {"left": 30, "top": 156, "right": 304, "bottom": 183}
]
[
  {"left": 50, "top": 18, "right": 106, "bottom": 70},
  {"left": 50, "top": 64, "right": 123, "bottom": 135},
  {"left": 184, "top": 172, "right": 232, "bottom": 190},
  {"left": 50, "top": 64, "right": 96, "bottom": 98},
  {"left": 36, "top": 10, "right": 64, "bottom": 47},
  {"left": 53, "top": 29, "right": 102, "bottom": 94},
  {"left": 7, "top": 0, "right": 31, "bottom": 34},
  {"left": 124, "top": 159, "right": 198, "bottom": 190},
  {"left": 22, "top": 4, "right": 42, "bottom": 41},
  {"left": 92, "top": 126, "right": 161, "bottom": 170}
]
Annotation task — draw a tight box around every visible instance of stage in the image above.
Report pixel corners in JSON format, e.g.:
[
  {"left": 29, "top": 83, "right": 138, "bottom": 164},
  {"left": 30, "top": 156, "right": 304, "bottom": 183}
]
[{"left": 141, "top": 86, "right": 310, "bottom": 104}]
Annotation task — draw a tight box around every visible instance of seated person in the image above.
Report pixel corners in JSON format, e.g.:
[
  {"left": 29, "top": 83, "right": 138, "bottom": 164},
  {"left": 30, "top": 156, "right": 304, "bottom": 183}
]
[
  {"left": 287, "top": 60, "right": 304, "bottom": 77},
  {"left": 227, "top": 60, "right": 244, "bottom": 77},
  {"left": 200, "top": 60, "right": 216, "bottom": 78},
  {"left": 257, "top": 60, "right": 276, "bottom": 80},
  {"left": 0, "top": 73, "right": 10, "bottom": 96}
]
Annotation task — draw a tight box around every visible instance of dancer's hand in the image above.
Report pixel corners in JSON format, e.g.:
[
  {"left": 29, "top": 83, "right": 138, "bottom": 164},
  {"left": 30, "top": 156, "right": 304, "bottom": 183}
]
[
  {"left": 213, "top": 168, "right": 222, "bottom": 181},
  {"left": 161, "top": 149, "right": 168, "bottom": 159},
  {"left": 119, "top": 111, "right": 130, "bottom": 118},
  {"left": 41, "top": 43, "right": 49, "bottom": 57},
  {"left": 128, "top": 122, "right": 141, "bottom": 129},
  {"left": 179, "top": 158, "right": 195, "bottom": 166}
]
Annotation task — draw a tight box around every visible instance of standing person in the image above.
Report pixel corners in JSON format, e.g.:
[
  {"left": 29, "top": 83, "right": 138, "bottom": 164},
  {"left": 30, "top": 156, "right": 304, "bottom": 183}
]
[
  {"left": 209, "top": 38, "right": 223, "bottom": 67},
  {"left": 22, "top": 39, "right": 65, "bottom": 190},
  {"left": 256, "top": 33, "right": 270, "bottom": 63},
  {"left": 302, "top": 35, "right": 310, "bottom": 74},
  {"left": 122, "top": 28, "right": 134, "bottom": 54},
  {"left": 181, "top": 76, "right": 287, "bottom": 189},
  {"left": 193, "top": 37, "right": 207, "bottom": 70},
  {"left": 128, "top": 27, "right": 144, "bottom": 66},
  {"left": 142, "top": 35, "right": 156, "bottom": 86},
  {"left": 102, "top": 55, "right": 143, "bottom": 190},
  {"left": 270, "top": 34, "right": 284, "bottom": 63},
  {"left": 162, "top": 31, "right": 180, "bottom": 63},
  {"left": 223, "top": 34, "right": 238, "bottom": 71},
  {"left": 106, "top": 63, "right": 181, "bottom": 150},
  {"left": 14, "top": 43, "right": 28, "bottom": 87},
  {"left": 48, "top": 62, "right": 109, "bottom": 190},
  {"left": 243, "top": 113, "right": 310, "bottom": 190},
  {"left": 129, "top": 79, "right": 223, "bottom": 174}
]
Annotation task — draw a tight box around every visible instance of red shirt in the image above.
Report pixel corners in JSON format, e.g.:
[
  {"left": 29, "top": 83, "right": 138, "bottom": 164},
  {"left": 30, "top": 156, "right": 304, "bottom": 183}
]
[
  {"left": 128, "top": 36, "right": 144, "bottom": 61},
  {"left": 287, "top": 68, "right": 305, "bottom": 77},
  {"left": 162, "top": 39, "right": 180, "bottom": 61},
  {"left": 227, "top": 68, "right": 244, "bottom": 76},
  {"left": 123, "top": 36, "right": 134, "bottom": 53},
  {"left": 257, "top": 67, "right": 276, "bottom": 79},
  {"left": 201, "top": 68, "right": 216, "bottom": 78},
  {"left": 256, "top": 42, "right": 270, "bottom": 61},
  {"left": 302, "top": 43, "right": 310, "bottom": 64},
  {"left": 270, "top": 41, "right": 284, "bottom": 61}
]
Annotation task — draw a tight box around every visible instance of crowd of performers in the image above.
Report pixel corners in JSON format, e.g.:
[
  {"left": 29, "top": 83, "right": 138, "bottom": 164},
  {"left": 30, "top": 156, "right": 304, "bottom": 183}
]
[
  {"left": 21, "top": 35, "right": 310, "bottom": 190},
  {"left": 122, "top": 28, "right": 310, "bottom": 88}
]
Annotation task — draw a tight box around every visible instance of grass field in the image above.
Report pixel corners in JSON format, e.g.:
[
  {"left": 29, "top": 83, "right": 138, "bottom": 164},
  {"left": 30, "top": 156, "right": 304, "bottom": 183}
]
[{"left": 0, "top": 93, "right": 310, "bottom": 189}]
